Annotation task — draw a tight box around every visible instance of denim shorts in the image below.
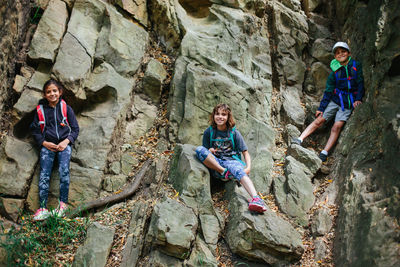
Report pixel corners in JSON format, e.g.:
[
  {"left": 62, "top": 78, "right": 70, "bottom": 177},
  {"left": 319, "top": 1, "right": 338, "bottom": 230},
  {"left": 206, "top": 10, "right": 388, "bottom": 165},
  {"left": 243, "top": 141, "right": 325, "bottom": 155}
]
[
  {"left": 195, "top": 146, "right": 246, "bottom": 181},
  {"left": 322, "top": 101, "right": 352, "bottom": 122}
]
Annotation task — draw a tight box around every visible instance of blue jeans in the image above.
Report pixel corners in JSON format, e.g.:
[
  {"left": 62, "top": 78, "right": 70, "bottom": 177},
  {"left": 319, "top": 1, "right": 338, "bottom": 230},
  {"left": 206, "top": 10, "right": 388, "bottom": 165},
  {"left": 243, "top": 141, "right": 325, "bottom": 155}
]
[
  {"left": 195, "top": 146, "right": 246, "bottom": 181},
  {"left": 39, "top": 146, "right": 71, "bottom": 208}
]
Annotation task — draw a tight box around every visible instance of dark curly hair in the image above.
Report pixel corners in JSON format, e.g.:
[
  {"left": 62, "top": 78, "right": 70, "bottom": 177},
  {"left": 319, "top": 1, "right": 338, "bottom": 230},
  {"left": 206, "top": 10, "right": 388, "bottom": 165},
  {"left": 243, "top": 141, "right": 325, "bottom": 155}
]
[{"left": 209, "top": 103, "right": 236, "bottom": 129}]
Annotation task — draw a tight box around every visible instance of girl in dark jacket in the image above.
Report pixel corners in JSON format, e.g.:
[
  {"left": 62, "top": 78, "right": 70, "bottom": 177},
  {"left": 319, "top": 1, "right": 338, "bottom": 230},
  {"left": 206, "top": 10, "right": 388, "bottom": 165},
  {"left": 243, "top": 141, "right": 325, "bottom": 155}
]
[{"left": 31, "top": 79, "right": 79, "bottom": 220}]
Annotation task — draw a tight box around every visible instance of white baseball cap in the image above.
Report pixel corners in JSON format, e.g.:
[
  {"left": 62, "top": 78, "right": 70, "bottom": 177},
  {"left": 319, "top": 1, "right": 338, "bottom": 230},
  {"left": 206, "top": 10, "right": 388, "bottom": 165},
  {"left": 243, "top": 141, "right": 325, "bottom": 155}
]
[{"left": 332, "top": 42, "right": 350, "bottom": 53}]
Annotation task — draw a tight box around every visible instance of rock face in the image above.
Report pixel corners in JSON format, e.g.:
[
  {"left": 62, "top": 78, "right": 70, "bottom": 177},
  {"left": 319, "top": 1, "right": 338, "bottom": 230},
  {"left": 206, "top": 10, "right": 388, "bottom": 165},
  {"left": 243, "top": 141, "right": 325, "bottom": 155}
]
[
  {"left": 146, "top": 197, "right": 198, "bottom": 259},
  {"left": 169, "top": 4, "right": 275, "bottom": 193},
  {"left": 169, "top": 144, "right": 223, "bottom": 247},
  {"left": 0, "top": 137, "right": 38, "bottom": 197},
  {"left": 226, "top": 184, "right": 304, "bottom": 264},
  {"left": 0, "top": 0, "right": 150, "bottom": 214},
  {"left": 0, "top": 0, "right": 399, "bottom": 265},
  {"left": 331, "top": 1, "right": 400, "bottom": 266},
  {"left": 73, "top": 222, "right": 115, "bottom": 267},
  {"left": 274, "top": 156, "right": 315, "bottom": 226},
  {"left": 0, "top": 0, "right": 30, "bottom": 110},
  {"left": 28, "top": 0, "right": 68, "bottom": 63}
]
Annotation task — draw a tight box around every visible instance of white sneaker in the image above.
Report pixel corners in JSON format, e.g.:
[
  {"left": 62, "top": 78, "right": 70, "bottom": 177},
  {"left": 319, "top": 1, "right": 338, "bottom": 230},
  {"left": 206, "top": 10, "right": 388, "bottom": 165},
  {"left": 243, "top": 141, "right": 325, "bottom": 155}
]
[
  {"left": 33, "top": 208, "right": 50, "bottom": 221},
  {"left": 54, "top": 201, "right": 68, "bottom": 217}
]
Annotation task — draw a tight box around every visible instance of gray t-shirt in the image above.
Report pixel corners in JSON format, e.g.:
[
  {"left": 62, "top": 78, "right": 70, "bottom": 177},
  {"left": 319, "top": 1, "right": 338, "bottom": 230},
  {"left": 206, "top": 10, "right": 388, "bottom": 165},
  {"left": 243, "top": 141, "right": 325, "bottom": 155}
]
[{"left": 202, "top": 127, "right": 248, "bottom": 160}]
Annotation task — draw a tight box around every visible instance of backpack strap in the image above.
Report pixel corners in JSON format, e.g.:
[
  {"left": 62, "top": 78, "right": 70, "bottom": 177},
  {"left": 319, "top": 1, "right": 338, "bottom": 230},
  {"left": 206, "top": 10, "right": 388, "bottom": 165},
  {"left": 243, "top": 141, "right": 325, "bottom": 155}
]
[
  {"left": 36, "top": 104, "right": 46, "bottom": 133},
  {"left": 209, "top": 126, "right": 213, "bottom": 148},
  {"left": 59, "top": 99, "right": 69, "bottom": 127},
  {"left": 230, "top": 126, "right": 236, "bottom": 151}
]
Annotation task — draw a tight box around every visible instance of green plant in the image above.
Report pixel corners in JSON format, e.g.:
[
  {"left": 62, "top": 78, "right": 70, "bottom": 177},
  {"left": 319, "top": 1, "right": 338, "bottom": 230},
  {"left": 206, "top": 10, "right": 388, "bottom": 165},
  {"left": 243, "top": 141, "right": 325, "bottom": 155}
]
[
  {"left": 30, "top": 6, "right": 43, "bottom": 24},
  {"left": 0, "top": 213, "right": 89, "bottom": 266}
]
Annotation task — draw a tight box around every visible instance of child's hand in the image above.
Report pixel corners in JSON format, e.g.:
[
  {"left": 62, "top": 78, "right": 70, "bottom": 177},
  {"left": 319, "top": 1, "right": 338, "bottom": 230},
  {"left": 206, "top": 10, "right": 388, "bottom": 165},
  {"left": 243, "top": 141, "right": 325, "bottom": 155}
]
[
  {"left": 43, "top": 141, "right": 58, "bottom": 152},
  {"left": 57, "top": 139, "right": 70, "bottom": 151},
  {"left": 315, "top": 110, "right": 323, "bottom": 117},
  {"left": 209, "top": 148, "right": 216, "bottom": 154},
  {"left": 353, "top": 101, "right": 362, "bottom": 108},
  {"left": 244, "top": 167, "right": 250, "bottom": 175}
]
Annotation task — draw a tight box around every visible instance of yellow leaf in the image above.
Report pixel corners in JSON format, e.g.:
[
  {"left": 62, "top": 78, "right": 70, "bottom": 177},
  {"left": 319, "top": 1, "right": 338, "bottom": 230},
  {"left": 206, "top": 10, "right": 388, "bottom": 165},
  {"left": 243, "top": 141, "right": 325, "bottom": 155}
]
[
  {"left": 327, "top": 179, "right": 333, "bottom": 183},
  {"left": 174, "top": 192, "right": 179, "bottom": 198}
]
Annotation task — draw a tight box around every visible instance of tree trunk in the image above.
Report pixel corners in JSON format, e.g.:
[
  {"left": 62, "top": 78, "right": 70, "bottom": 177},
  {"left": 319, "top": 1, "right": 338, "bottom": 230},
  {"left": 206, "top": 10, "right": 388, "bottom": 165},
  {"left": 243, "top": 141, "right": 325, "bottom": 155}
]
[{"left": 67, "top": 159, "right": 152, "bottom": 218}]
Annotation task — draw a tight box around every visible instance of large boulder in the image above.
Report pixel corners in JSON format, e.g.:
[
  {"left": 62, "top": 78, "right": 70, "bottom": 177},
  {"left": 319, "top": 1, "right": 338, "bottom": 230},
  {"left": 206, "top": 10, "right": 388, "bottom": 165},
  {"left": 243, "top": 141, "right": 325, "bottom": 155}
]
[
  {"left": 124, "top": 95, "right": 158, "bottom": 142},
  {"left": 184, "top": 237, "right": 217, "bottom": 267},
  {"left": 287, "top": 144, "right": 322, "bottom": 175},
  {"left": 273, "top": 156, "right": 315, "bottom": 226},
  {"left": 53, "top": 0, "right": 106, "bottom": 98},
  {"left": 281, "top": 88, "right": 306, "bottom": 127},
  {"left": 225, "top": 184, "right": 304, "bottom": 264},
  {"left": 0, "top": 198, "right": 24, "bottom": 222},
  {"left": 146, "top": 197, "right": 198, "bottom": 259},
  {"left": 94, "top": 4, "right": 149, "bottom": 77},
  {"left": 13, "top": 88, "right": 43, "bottom": 117},
  {"left": 26, "top": 64, "right": 51, "bottom": 92},
  {"left": 169, "top": 144, "right": 223, "bottom": 245},
  {"left": 148, "top": 0, "right": 182, "bottom": 52},
  {"left": 74, "top": 62, "right": 133, "bottom": 171},
  {"left": 114, "top": 0, "right": 148, "bottom": 26},
  {"left": 28, "top": 0, "right": 68, "bottom": 63},
  {"left": 121, "top": 201, "right": 150, "bottom": 267},
  {"left": 73, "top": 222, "right": 115, "bottom": 267},
  {"left": 0, "top": 137, "right": 38, "bottom": 197},
  {"left": 311, "top": 38, "right": 334, "bottom": 65},
  {"left": 310, "top": 61, "right": 331, "bottom": 92},
  {"left": 142, "top": 58, "right": 167, "bottom": 103},
  {"left": 269, "top": 0, "right": 308, "bottom": 92}
]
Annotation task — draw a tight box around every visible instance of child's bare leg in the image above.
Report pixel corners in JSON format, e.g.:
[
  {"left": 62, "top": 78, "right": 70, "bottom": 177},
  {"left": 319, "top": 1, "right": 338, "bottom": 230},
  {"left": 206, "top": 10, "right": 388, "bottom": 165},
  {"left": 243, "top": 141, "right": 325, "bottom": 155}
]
[
  {"left": 240, "top": 176, "right": 258, "bottom": 197},
  {"left": 202, "top": 154, "right": 225, "bottom": 174},
  {"left": 323, "top": 121, "right": 345, "bottom": 152},
  {"left": 299, "top": 116, "right": 326, "bottom": 140}
]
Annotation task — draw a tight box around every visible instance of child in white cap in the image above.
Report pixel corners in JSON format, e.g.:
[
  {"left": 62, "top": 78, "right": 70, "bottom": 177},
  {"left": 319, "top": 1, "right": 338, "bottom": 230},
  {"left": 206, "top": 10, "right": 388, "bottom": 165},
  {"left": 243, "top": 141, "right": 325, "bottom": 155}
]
[{"left": 292, "top": 42, "right": 364, "bottom": 162}]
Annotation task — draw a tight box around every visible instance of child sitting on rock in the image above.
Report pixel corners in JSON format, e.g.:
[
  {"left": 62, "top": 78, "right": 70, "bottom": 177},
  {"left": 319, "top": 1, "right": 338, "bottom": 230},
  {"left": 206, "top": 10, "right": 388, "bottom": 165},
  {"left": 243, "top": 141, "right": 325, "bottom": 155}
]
[
  {"left": 31, "top": 79, "right": 79, "bottom": 220},
  {"left": 292, "top": 42, "right": 364, "bottom": 162},
  {"left": 195, "top": 103, "right": 267, "bottom": 213}
]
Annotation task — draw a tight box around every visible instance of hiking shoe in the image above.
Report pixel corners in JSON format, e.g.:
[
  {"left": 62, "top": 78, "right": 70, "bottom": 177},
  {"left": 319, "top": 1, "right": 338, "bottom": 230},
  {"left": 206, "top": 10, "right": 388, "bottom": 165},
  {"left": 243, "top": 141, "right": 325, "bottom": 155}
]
[
  {"left": 291, "top": 138, "right": 302, "bottom": 146},
  {"left": 54, "top": 201, "right": 68, "bottom": 217},
  {"left": 319, "top": 152, "right": 328, "bottom": 162},
  {"left": 248, "top": 197, "right": 267, "bottom": 213},
  {"left": 33, "top": 208, "right": 50, "bottom": 221},
  {"left": 220, "top": 169, "right": 232, "bottom": 181}
]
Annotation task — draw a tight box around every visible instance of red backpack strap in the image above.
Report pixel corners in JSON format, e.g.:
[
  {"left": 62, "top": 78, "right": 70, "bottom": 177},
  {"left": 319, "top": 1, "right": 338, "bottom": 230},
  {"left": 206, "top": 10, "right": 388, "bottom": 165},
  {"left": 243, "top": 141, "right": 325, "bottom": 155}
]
[
  {"left": 60, "top": 99, "right": 69, "bottom": 126},
  {"left": 36, "top": 104, "right": 46, "bottom": 133}
]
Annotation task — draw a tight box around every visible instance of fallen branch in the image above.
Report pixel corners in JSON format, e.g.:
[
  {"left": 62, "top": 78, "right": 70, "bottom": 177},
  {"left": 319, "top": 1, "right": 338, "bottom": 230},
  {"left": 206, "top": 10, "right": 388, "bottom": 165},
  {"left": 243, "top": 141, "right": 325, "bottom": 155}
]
[{"left": 67, "top": 159, "right": 153, "bottom": 218}]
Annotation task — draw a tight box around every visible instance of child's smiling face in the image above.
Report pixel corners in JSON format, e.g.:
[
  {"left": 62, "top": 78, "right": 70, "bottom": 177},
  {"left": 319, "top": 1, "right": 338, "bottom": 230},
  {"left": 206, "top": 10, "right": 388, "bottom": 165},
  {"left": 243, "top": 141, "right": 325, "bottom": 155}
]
[
  {"left": 214, "top": 108, "right": 228, "bottom": 130},
  {"left": 44, "top": 84, "right": 61, "bottom": 107},
  {"left": 334, "top": 47, "right": 350, "bottom": 65}
]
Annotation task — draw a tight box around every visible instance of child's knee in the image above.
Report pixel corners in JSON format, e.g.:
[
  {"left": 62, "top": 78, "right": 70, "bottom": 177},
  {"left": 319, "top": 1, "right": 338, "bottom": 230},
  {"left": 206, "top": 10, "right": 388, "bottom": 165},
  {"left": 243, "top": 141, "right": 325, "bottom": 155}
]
[{"left": 195, "top": 146, "right": 209, "bottom": 162}]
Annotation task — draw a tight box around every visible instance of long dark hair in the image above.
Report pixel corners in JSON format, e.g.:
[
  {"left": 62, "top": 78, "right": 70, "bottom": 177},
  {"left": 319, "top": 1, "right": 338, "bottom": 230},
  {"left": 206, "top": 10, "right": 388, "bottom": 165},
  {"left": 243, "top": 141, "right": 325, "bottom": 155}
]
[
  {"left": 42, "top": 79, "right": 64, "bottom": 94},
  {"left": 209, "top": 103, "right": 236, "bottom": 129}
]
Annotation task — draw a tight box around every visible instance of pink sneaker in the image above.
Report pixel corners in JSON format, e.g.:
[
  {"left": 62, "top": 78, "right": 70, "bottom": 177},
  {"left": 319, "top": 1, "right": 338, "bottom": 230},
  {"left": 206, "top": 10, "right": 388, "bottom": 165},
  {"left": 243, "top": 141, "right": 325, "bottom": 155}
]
[
  {"left": 54, "top": 201, "right": 68, "bottom": 217},
  {"left": 248, "top": 197, "right": 267, "bottom": 213},
  {"left": 33, "top": 208, "right": 50, "bottom": 221}
]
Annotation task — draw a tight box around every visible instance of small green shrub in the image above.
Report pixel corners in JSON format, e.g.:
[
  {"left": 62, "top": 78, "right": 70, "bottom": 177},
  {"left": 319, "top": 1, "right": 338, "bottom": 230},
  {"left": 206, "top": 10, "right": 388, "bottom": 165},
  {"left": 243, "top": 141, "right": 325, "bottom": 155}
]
[{"left": 0, "top": 214, "right": 89, "bottom": 266}]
